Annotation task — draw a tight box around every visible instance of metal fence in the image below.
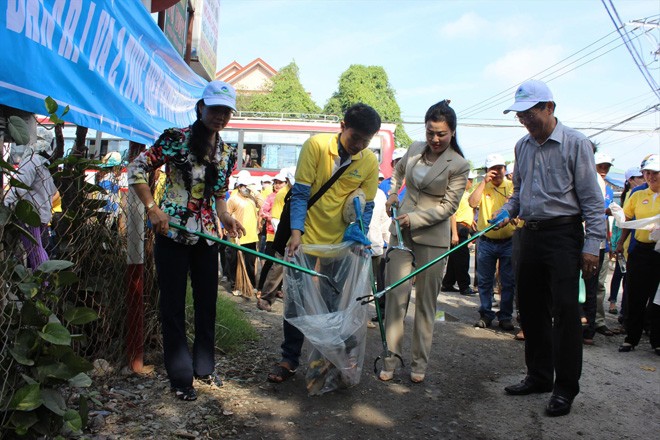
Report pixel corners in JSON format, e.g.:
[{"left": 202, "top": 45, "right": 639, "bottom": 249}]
[{"left": 0, "top": 160, "right": 160, "bottom": 430}]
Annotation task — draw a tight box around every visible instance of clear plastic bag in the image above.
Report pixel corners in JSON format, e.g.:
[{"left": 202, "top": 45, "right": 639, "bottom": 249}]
[{"left": 283, "top": 241, "right": 370, "bottom": 396}]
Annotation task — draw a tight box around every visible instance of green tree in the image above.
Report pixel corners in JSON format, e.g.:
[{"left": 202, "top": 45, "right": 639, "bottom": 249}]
[
  {"left": 324, "top": 65, "right": 412, "bottom": 148},
  {"left": 240, "top": 62, "right": 321, "bottom": 114}
]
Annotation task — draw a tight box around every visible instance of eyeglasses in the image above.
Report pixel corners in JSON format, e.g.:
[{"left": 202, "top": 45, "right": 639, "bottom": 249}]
[{"left": 514, "top": 102, "right": 547, "bottom": 122}]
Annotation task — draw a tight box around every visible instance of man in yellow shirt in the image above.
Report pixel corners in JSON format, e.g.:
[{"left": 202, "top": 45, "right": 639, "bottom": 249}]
[
  {"left": 442, "top": 170, "right": 477, "bottom": 295},
  {"left": 469, "top": 154, "right": 516, "bottom": 330},
  {"left": 267, "top": 103, "right": 381, "bottom": 383}
]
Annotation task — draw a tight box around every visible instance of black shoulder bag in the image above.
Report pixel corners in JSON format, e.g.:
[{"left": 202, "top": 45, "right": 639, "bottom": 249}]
[{"left": 273, "top": 164, "right": 350, "bottom": 255}]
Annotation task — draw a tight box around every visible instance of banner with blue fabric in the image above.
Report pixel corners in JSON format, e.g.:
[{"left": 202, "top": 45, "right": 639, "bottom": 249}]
[{"left": 0, "top": 0, "right": 206, "bottom": 144}]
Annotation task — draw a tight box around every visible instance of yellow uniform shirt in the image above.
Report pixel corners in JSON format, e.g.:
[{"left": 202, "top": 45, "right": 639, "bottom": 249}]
[
  {"left": 623, "top": 187, "right": 659, "bottom": 243},
  {"left": 454, "top": 192, "right": 474, "bottom": 225},
  {"left": 476, "top": 180, "right": 516, "bottom": 239},
  {"left": 296, "top": 133, "right": 379, "bottom": 245},
  {"left": 267, "top": 187, "right": 289, "bottom": 241},
  {"left": 227, "top": 193, "right": 259, "bottom": 244},
  {"left": 261, "top": 187, "right": 273, "bottom": 199}
]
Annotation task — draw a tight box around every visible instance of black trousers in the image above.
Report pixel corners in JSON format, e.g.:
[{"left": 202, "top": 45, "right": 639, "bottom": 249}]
[
  {"left": 582, "top": 249, "right": 605, "bottom": 339},
  {"left": 623, "top": 244, "right": 660, "bottom": 348},
  {"left": 517, "top": 222, "right": 583, "bottom": 399},
  {"left": 154, "top": 235, "right": 219, "bottom": 388},
  {"left": 442, "top": 224, "right": 471, "bottom": 290}
]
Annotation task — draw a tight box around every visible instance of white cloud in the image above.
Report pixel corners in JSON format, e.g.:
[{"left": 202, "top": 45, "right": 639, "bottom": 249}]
[
  {"left": 483, "top": 45, "right": 564, "bottom": 82},
  {"left": 439, "top": 12, "right": 532, "bottom": 40},
  {"left": 440, "top": 12, "right": 488, "bottom": 38}
]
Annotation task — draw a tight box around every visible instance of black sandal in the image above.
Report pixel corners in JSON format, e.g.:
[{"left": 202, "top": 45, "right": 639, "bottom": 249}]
[
  {"left": 171, "top": 386, "right": 197, "bottom": 401},
  {"left": 267, "top": 363, "right": 296, "bottom": 383},
  {"left": 195, "top": 373, "right": 223, "bottom": 387},
  {"left": 618, "top": 343, "right": 634, "bottom": 352}
]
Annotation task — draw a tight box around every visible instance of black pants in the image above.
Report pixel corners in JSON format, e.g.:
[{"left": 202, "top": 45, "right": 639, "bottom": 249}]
[
  {"left": 442, "top": 224, "right": 471, "bottom": 290},
  {"left": 582, "top": 249, "right": 605, "bottom": 339},
  {"left": 623, "top": 244, "right": 660, "bottom": 348},
  {"left": 517, "top": 222, "right": 583, "bottom": 399},
  {"left": 257, "top": 241, "right": 276, "bottom": 290},
  {"left": 154, "top": 235, "right": 219, "bottom": 389}
]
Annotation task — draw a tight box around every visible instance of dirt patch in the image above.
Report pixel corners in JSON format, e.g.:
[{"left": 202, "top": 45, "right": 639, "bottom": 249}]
[{"left": 88, "top": 282, "right": 659, "bottom": 440}]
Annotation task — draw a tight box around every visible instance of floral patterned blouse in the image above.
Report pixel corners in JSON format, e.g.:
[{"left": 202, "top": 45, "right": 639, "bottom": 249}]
[{"left": 128, "top": 126, "right": 237, "bottom": 245}]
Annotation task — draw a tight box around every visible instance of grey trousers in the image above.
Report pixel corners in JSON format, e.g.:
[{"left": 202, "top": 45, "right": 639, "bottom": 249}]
[{"left": 383, "top": 229, "right": 447, "bottom": 374}]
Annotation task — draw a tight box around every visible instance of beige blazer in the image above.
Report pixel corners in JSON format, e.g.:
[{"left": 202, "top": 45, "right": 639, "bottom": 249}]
[{"left": 389, "top": 141, "right": 469, "bottom": 248}]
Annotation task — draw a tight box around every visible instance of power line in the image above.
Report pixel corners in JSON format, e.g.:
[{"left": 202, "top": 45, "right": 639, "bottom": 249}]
[
  {"left": 460, "top": 34, "right": 635, "bottom": 119},
  {"left": 602, "top": 0, "right": 660, "bottom": 101},
  {"left": 457, "top": 29, "right": 620, "bottom": 118},
  {"left": 587, "top": 104, "right": 660, "bottom": 138}
]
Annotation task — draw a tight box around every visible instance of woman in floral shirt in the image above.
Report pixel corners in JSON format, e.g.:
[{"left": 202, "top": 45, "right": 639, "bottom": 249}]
[{"left": 128, "top": 81, "right": 245, "bottom": 401}]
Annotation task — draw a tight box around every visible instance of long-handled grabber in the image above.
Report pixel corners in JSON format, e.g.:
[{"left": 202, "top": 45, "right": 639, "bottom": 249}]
[
  {"left": 358, "top": 220, "right": 502, "bottom": 305},
  {"left": 351, "top": 198, "right": 404, "bottom": 375},
  {"left": 384, "top": 205, "right": 416, "bottom": 267},
  {"left": 167, "top": 222, "right": 342, "bottom": 295}
]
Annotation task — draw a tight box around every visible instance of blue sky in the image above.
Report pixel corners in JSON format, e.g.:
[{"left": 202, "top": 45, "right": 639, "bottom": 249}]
[{"left": 217, "top": 0, "right": 659, "bottom": 171}]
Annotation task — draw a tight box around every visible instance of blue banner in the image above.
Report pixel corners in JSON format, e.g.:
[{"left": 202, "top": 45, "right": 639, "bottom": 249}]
[{"left": 1, "top": 0, "right": 207, "bottom": 145}]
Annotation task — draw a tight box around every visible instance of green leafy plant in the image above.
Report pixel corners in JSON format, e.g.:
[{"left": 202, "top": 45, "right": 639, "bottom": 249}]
[
  {"left": 0, "top": 164, "right": 97, "bottom": 437},
  {"left": 1, "top": 254, "right": 98, "bottom": 437},
  {"left": 44, "top": 96, "right": 69, "bottom": 126}
]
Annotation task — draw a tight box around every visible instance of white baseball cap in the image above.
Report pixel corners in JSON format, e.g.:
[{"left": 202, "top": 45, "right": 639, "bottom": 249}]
[
  {"left": 378, "top": 171, "right": 385, "bottom": 179},
  {"left": 260, "top": 175, "right": 272, "bottom": 183},
  {"left": 272, "top": 171, "right": 287, "bottom": 182},
  {"left": 503, "top": 80, "right": 554, "bottom": 114},
  {"left": 485, "top": 154, "right": 506, "bottom": 169},
  {"left": 283, "top": 167, "right": 296, "bottom": 186},
  {"left": 468, "top": 170, "right": 478, "bottom": 179},
  {"left": 392, "top": 148, "right": 407, "bottom": 161},
  {"left": 506, "top": 163, "right": 515, "bottom": 175},
  {"left": 624, "top": 166, "right": 642, "bottom": 181},
  {"left": 202, "top": 81, "right": 237, "bottom": 111},
  {"left": 594, "top": 152, "right": 613, "bottom": 165},
  {"left": 640, "top": 154, "right": 660, "bottom": 172}
]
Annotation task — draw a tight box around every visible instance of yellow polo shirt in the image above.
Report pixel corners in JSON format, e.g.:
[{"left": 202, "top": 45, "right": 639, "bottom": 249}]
[
  {"left": 623, "top": 187, "right": 659, "bottom": 243},
  {"left": 296, "top": 133, "right": 379, "bottom": 244},
  {"left": 454, "top": 192, "right": 474, "bottom": 225},
  {"left": 227, "top": 193, "right": 259, "bottom": 244},
  {"left": 476, "top": 180, "right": 516, "bottom": 239},
  {"left": 268, "top": 187, "right": 289, "bottom": 241}
]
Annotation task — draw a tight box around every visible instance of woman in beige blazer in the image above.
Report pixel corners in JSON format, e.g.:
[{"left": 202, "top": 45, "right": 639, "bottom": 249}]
[{"left": 381, "top": 100, "right": 469, "bottom": 383}]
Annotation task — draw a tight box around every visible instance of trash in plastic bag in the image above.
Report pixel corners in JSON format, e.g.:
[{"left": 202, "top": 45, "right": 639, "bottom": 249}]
[{"left": 283, "top": 241, "right": 371, "bottom": 396}]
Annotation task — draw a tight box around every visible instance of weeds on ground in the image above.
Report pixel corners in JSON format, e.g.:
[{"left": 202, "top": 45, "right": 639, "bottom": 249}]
[{"left": 185, "top": 284, "right": 259, "bottom": 354}]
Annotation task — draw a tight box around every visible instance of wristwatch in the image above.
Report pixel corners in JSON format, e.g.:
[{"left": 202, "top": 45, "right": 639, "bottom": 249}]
[{"left": 146, "top": 201, "right": 156, "bottom": 212}]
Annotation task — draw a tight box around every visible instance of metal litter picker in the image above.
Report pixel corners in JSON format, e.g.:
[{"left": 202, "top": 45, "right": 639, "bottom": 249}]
[
  {"left": 167, "top": 222, "right": 342, "bottom": 295},
  {"left": 357, "top": 219, "right": 503, "bottom": 371},
  {"left": 352, "top": 198, "right": 405, "bottom": 375}
]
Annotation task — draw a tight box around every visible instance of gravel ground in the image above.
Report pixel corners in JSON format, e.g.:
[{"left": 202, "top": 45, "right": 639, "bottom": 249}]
[{"left": 87, "top": 262, "right": 659, "bottom": 440}]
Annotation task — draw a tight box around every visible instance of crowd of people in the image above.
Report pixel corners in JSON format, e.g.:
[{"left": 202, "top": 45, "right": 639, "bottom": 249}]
[
  {"left": 117, "top": 79, "right": 658, "bottom": 417},
  {"left": 4, "top": 78, "right": 657, "bottom": 417}
]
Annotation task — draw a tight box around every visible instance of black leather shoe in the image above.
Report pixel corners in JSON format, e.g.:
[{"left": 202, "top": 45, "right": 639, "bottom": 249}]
[
  {"left": 441, "top": 285, "right": 459, "bottom": 292},
  {"left": 504, "top": 380, "right": 553, "bottom": 395},
  {"left": 460, "top": 287, "right": 477, "bottom": 296},
  {"left": 545, "top": 394, "right": 573, "bottom": 417}
]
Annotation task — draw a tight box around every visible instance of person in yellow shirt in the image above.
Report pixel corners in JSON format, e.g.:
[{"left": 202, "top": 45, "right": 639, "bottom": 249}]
[
  {"left": 267, "top": 103, "right": 381, "bottom": 383},
  {"left": 227, "top": 176, "right": 260, "bottom": 293},
  {"left": 442, "top": 170, "right": 477, "bottom": 295},
  {"left": 617, "top": 154, "right": 660, "bottom": 354},
  {"left": 469, "top": 154, "right": 516, "bottom": 330},
  {"left": 256, "top": 170, "right": 291, "bottom": 311}
]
